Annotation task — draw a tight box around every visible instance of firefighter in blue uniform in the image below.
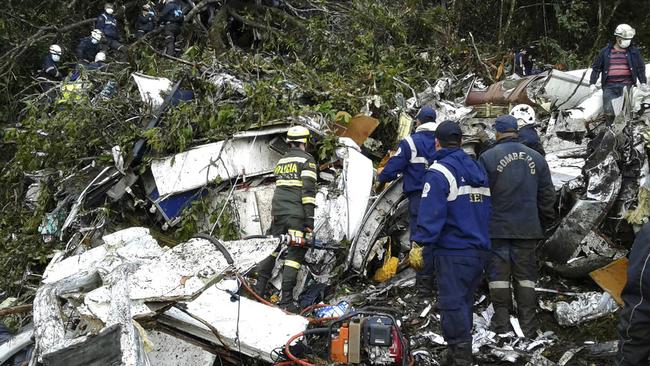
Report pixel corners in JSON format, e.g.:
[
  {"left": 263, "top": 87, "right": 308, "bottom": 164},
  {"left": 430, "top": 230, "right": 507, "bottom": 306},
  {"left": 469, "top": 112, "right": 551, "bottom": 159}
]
[
  {"left": 159, "top": 0, "right": 185, "bottom": 56},
  {"left": 617, "top": 222, "right": 650, "bottom": 366},
  {"left": 478, "top": 115, "right": 556, "bottom": 338},
  {"left": 95, "top": 3, "right": 126, "bottom": 54},
  {"left": 253, "top": 126, "right": 317, "bottom": 311},
  {"left": 135, "top": 4, "right": 156, "bottom": 39},
  {"left": 378, "top": 106, "right": 438, "bottom": 297},
  {"left": 413, "top": 121, "right": 492, "bottom": 366},
  {"left": 41, "top": 45, "right": 63, "bottom": 81}
]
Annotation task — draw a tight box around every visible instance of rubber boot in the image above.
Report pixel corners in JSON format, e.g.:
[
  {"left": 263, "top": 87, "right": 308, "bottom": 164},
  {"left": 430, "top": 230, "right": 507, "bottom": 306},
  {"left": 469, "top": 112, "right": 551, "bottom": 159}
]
[
  {"left": 253, "top": 255, "right": 276, "bottom": 296},
  {"left": 416, "top": 275, "right": 435, "bottom": 297},
  {"left": 489, "top": 287, "right": 513, "bottom": 334},
  {"left": 277, "top": 266, "right": 299, "bottom": 312},
  {"left": 453, "top": 342, "right": 473, "bottom": 366},
  {"left": 605, "top": 113, "right": 615, "bottom": 127},
  {"left": 439, "top": 345, "right": 456, "bottom": 366},
  {"left": 515, "top": 284, "right": 539, "bottom": 338}
]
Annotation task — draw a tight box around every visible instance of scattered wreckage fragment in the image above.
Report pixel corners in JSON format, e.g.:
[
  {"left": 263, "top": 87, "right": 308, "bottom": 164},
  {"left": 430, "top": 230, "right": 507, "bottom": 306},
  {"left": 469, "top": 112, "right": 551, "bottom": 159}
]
[{"left": 31, "top": 227, "right": 310, "bottom": 364}]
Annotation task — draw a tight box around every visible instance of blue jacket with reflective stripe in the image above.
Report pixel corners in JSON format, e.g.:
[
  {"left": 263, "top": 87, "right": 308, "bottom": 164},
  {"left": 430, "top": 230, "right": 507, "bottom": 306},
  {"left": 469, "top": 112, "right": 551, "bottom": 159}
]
[
  {"left": 378, "top": 123, "right": 436, "bottom": 194},
  {"left": 96, "top": 13, "right": 119, "bottom": 40},
  {"left": 413, "top": 148, "right": 492, "bottom": 256}
]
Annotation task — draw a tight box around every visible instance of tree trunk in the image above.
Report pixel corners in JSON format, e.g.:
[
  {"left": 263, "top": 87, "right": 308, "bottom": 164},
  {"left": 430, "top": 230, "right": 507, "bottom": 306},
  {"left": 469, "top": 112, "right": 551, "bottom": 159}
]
[
  {"left": 502, "top": 0, "right": 517, "bottom": 46},
  {"left": 591, "top": 0, "right": 623, "bottom": 54}
]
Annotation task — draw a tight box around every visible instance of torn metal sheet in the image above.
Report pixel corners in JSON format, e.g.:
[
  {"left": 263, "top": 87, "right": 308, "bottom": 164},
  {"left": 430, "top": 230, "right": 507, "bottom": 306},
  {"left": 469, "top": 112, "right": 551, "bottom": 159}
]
[
  {"left": 0, "top": 327, "right": 33, "bottom": 365},
  {"left": 150, "top": 131, "right": 286, "bottom": 197},
  {"left": 146, "top": 330, "right": 216, "bottom": 366},
  {"left": 555, "top": 292, "right": 619, "bottom": 326},
  {"left": 347, "top": 177, "right": 405, "bottom": 274},
  {"left": 132, "top": 73, "right": 173, "bottom": 108},
  {"left": 542, "top": 154, "right": 622, "bottom": 271},
  {"left": 41, "top": 325, "right": 123, "bottom": 366},
  {"left": 206, "top": 72, "right": 246, "bottom": 96},
  {"left": 532, "top": 69, "right": 592, "bottom": 111},
  {"left": 156, "top": 285, "right": 308, "bottom": 363},
  {"left": 315, "top": 138, "right": 374, "bottom": 242}
]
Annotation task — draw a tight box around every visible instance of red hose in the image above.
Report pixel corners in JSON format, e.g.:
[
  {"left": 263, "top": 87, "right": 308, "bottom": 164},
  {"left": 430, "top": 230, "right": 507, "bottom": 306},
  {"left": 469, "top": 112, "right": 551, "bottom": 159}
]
[{"left": 284, "top": 332, "right": 316, "bottom": 366}]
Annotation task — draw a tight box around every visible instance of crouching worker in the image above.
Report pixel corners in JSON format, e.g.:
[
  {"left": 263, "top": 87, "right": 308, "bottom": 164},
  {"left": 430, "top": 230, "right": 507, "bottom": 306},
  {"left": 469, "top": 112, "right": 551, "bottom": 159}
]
[
  {"left": 253, "top": 126, "right": 317, "bottom": 312},
  {"left": 377, "top": 105, "right": 438, "bottom": 298},
  {"left": 413, "top": 121, "right": 492, "bottom": 366}
]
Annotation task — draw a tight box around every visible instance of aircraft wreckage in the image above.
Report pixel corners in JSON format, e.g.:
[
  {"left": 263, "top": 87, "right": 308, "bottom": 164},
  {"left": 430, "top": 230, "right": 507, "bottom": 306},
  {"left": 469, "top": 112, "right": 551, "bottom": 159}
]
[{"left": 4, "top": 63, "right": 650, "bottom": 365}]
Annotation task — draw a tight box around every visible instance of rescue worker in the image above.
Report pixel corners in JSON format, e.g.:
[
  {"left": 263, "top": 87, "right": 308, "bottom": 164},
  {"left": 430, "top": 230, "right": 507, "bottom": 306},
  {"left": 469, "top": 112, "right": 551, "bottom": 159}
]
[
  {"left": 478, "top": 115, "right": 556, "bottom": 338},
  {"left": 95, "top": 3, "right": 126, "bottom": 54},
  {"left": 76, "top": 30, "right": 102, "bottom": 65},
  {"left": 510, "top": 104, "right": 545, "bottom": 156},
  {"left": 135, "top": 4, "right": 156, "bottom": 38},
  {"left": 159, "top": 0, "right": 184, "bottom": 56},
  {"left": 41, "top": 45, "right": 63, "bottom": 81},
  {"left": 617, "top": 222, "right": 650, "bottom": 366},
  {"left": 514, "top": 47, "right": 533, "bottom": 76},
  {"left": 589, "top": 24, "right": 647, "bottom": 126},
  {"left": 88, "top": 51, "right": 108, "bottom": 71},
  {"left": 253, "top": 126, "right": 317, "bottom": 311},
  {"left": 413, "top": 121, "right": 491, "bottom": 366},
  {"left": 377, "top": 106, "right": 438, "bottom": 297}
]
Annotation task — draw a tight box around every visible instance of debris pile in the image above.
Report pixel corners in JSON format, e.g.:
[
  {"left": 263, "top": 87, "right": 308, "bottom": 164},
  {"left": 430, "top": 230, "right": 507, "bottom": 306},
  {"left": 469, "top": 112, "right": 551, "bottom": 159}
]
[{"left": 4, "top": 60, "right": 650, "bottom": 365}]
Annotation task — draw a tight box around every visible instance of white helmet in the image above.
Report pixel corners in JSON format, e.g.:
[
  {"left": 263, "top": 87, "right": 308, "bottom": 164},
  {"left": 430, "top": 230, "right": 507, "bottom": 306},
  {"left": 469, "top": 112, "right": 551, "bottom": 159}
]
[
  {"left": 91, "top": 29, "right": 103, "bottom": 41},
  {"left": 614, "top": 24, "right": 635, "bottom": 39},
  {"left": 510, "top": 104, "right": 536, "bottom": 128},
  {"left": 95, "top": 51, "right": 107, "bottom": 63},
  {"left": 49, "top": 44, "right": 62, "bottom": 55}
]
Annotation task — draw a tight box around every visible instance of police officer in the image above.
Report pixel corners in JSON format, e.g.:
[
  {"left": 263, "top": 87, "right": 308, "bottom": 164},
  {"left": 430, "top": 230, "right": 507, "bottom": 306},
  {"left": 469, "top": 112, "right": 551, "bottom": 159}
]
[
  {"left": 378, "top": 105, "right": 438, "bottom": 297},
  {"left": 135, "top": 4, "right": 156, "bottom": 39},
  {"left": 76, "top": 30, "right": 102, "bottom": 65},
  {"left": 159, "top": 0, "right": 184, "bottom": 56},
  {"left": 590, "top": 24, "right": 647, "bottom": 126},
  {"left": 413, "top": 121, "right": 491, "bottom": 366},
  {"left": 95, "top": 3, "right": 126, "bottom": 54},
  {"left": 510, "top": 104, "right": 545, "bottom": 156},
  {"left": 617, "top": 222, "right": 650, "bottom": 366},
  {"left": 478, "top": 115, "right": 556, "bottom": 338},
  {"left": 41, "top": 45, "right": 63, "bottom": 81},
  {"left": 253, "top": 126, "right": 317, "bottom": 311}
]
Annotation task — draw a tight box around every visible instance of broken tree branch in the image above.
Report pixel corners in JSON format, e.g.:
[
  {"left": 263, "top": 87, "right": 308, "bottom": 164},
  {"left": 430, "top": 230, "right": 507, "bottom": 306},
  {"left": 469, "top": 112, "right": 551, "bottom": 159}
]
[
  {"left": 0, "top": 304, "right": 33, "bottom": 317},
  {"left": 468, "top": 32, "right": 495, "bottom": 83}
]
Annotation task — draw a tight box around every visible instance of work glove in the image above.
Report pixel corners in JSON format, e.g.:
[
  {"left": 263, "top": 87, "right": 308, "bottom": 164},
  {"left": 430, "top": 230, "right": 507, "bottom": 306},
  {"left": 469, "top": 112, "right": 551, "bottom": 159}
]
[
  {"left": 641, "top": 83, "right": 649, "bottom": 92},
  {"left": 589, "top": 84, "right": 598, "bottom": 93},
  {"left": 374, "top": 181, "right": 387, "bottom": 193},
  {"left": 409, "top": 242, "right": 424, "bottom": 271}
]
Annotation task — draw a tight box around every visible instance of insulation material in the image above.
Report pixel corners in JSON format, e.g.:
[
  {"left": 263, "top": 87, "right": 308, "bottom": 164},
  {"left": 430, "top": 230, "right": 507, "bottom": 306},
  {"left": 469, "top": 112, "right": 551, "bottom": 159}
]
[
  {"left": 554, "top": 292, "right": 619, "bottom": 326},
  {"left": 589, "top": 257, "right": 628, "bottom": 305},
  {"left": 157, "top": 285, "right": 309, "bottom": 363},
  {"left": 334, "top": 114, "right": 379, "bottom": 147}
]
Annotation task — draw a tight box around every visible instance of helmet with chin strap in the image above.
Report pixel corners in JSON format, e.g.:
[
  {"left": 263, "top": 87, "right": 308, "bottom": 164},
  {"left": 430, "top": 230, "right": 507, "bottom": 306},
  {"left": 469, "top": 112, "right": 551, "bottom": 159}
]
[{"left": 614, "top": 24, "right": 635, "bottom": 39}]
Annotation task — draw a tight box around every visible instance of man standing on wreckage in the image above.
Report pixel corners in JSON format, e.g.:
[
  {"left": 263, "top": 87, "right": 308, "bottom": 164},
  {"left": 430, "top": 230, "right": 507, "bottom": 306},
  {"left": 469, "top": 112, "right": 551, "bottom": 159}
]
[
  {"left": 253, "top": 126, "right": 317, "bottom": 312},
  {"left": 412, "top": 121, "right": 492, "bottom": 366},
  {"left": 478, "top": 115, "right": 556, "bottom": 339},
  {"left": 377, "top": 105, "right": 439, "bottom": 300},
  {"left": 589, "top": 23, "right": 647, "bottom": 126}
]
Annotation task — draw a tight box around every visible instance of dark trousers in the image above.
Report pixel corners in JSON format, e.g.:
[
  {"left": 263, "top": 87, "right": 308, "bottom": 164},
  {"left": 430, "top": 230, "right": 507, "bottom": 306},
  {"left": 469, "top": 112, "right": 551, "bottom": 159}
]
[
  {"left": 488, "top": 238, "right": 538, "bottom": 336},
  {"left": 603, "top": 84, "right": 627, "bottom": 124},
  {"left": 254, "top": 215, "right": 307, "bottom": 302},
  {"left": 409, "top": 192, "right": 434, "bottom": 277},
  {"left": 617, "top": 253, "right": 650, "bottom": 365},
  {"left": 164, "top": 23, "right": 181, "bottom": 56},
  {"left": 435, "top": 255, "right": 486, "bottom": 345}
]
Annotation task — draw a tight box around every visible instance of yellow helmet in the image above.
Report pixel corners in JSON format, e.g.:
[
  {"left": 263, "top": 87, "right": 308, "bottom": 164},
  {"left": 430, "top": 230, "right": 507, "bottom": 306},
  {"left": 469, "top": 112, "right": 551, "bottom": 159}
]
[{"left": 287, "top": 126, "right": 310, "bottom": 144}]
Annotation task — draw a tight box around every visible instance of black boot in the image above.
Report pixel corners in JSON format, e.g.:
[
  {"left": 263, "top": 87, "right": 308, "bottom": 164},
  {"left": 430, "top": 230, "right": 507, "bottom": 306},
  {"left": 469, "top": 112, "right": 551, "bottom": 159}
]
[
  {"left": 454, "top": 342, "right": 473, "bottom": 366},
  {"left": 515, "top": 284, "right": 539, "bottom": 338},
  {"left": 253, "top": 255, "right": 276, "bottom": 296},
  {"left": 277, "top": 266, "right": 299, "bottom": 312},
  {"left": 416, "top": 275, "right": 435, "bottom": 297},
  {"left": 439, "top": 345, "right": 456, "bottom": 366}
]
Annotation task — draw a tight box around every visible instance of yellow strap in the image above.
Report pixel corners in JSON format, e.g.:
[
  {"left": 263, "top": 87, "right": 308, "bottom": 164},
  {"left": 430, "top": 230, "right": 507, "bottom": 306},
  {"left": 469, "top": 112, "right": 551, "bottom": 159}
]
[
  {"left": 288, "top": 229, "right": 304, "bottom": 237},
  {"left": 284, "top": 260, "right": 301, "bottom": 270},
  {"left": 277, "top": 180, "right": 303, "bottom": 187},
  {"left": 271, "top": 252, "right": 279, "bottom": 257},
  {"left": 301, "top": 170, "right": 317, "bottom": 180},
  {"left": 301, "top": 197, "right": 316, "bottom": 205}
]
